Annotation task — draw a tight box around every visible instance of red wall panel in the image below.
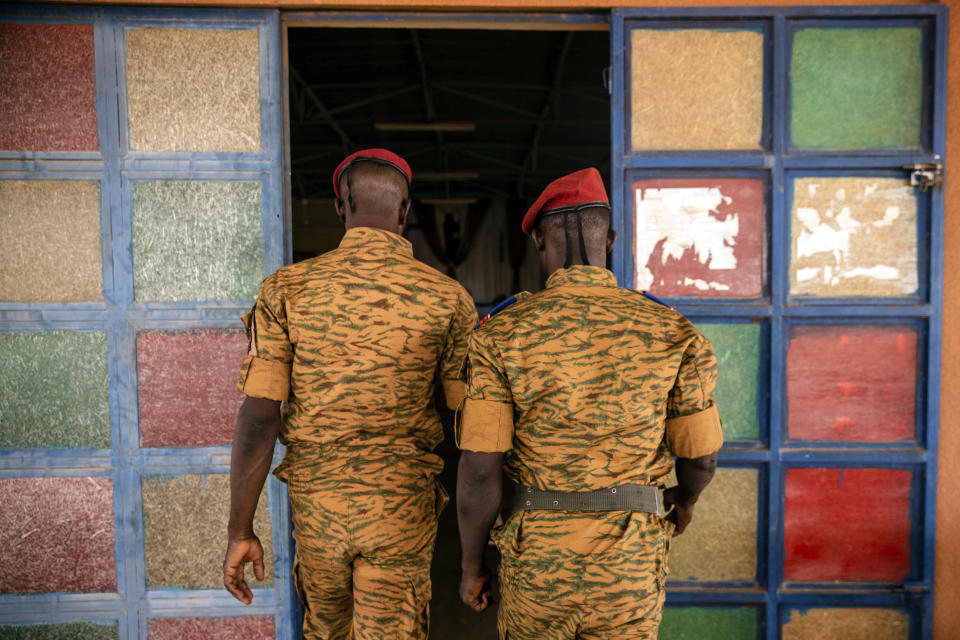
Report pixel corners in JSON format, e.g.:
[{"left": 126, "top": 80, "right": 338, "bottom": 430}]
[
  {"left": 0, "top": 477, "right": 116, "bottom": 592},
  {"left": 784, "top": 467, "right": 912, "bottom": 582},
  {"left": 632, "top": 177, "right": 765, "bottom": 298},
  {"left": 148, "top": 616, "right": 275, "bottom": 640},
  {"left": 787, "top": 325, "right": 917, "bottom": 442},
  {"left": 0, "top": 23, "right": 98, "bottom": 151},
  {"left": 137, "top": 330, "right": 247, "bottom": 447}
]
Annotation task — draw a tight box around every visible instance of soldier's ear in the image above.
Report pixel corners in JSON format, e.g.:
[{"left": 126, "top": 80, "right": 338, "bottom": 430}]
[
  {"left": 334, "top": 198, "right": 347, "bottom": 225},
  {"left": 606, "top": 229, "right": 617, "bottom": 253},
  {"left": 531, "top": 227, "right": 547, "bottom": 253}
]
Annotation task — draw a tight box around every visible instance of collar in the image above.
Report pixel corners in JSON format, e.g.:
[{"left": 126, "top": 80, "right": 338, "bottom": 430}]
[
  {"left": 337, "top": 226, "right": 414, "bottom": 257},
  {"left": 545, "top": 265, "right": 618, "bottom": 289}
]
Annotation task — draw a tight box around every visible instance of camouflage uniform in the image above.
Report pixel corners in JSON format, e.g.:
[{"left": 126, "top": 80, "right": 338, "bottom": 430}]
[
  {"left": 238, "top": 226, "right": 477, "bottom": 640},
  {"left": 457, "top": 265, "right": 722, "bottom": 640}
]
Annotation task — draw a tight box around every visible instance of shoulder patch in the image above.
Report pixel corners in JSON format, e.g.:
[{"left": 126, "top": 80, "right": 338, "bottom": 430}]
[
  {"left": 642, "top": 291, "right": 675, "bottom": 310},
  {"left": 475, "top": 292, "right": 529, "bottom": 330}
]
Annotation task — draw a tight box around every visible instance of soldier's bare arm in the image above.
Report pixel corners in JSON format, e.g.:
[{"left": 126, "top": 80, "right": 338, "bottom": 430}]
[
  {"left": 663, "top": 451, "right": 718, "bottom": 536},
  {"left": 457, "top": 450, "right": 504, "bottom": 612},
  {"left": 223, "top": 396, "right": 282, "bottom": 604}
]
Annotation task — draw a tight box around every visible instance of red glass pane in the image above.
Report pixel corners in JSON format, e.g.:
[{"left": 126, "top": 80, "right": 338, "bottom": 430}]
[
  {"left": 787, "top": 325, "right": 916, "bottom": 442},
  {"left": 632, "top": 178, "right": 764, "bottom": 298},
  {"left": 137, "top": 330, "right": 247, "bottom": 447},
  {"left": 148, "top": 616, "right": 275, "bottom": 640},
  {"left": 0, "top": 23, "right": 98, "bottom": 151},
  {"left": 784, "top": 468, "right": 912, "bottom": 582},
  {"left": 0, "top": 476, "right": 116, "bottom": 592}
]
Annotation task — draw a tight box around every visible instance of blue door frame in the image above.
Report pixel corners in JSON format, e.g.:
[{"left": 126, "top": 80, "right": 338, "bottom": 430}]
[{"left": 611, "top": 5, "right": 946, "bottom": 639}]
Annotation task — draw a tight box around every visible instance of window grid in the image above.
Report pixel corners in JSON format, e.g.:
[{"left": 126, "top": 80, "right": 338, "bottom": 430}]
[
  {"left": 0, "top": 5, "right": 290, "bottom": 639},
  {"left": 612, "top": 6, "right": 946, "bottom": 640}
]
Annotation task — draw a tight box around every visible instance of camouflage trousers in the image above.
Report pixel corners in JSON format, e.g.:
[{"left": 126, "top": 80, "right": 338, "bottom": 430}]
[
  {"left": 280, "top": 451, "right": 447, "bottom": 640},
  {"left": 491, "top": 510, "right": 672, "bottom": 640}
]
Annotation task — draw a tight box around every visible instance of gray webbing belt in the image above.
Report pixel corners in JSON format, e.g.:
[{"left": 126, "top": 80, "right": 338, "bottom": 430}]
[{"left": 513, "top": 484, "right": 662, "bottom": 517}]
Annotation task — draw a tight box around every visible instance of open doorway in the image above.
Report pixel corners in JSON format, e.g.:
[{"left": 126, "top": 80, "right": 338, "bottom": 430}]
[{"left": 287, "top": 22, "right": 610, "bottom": 638}]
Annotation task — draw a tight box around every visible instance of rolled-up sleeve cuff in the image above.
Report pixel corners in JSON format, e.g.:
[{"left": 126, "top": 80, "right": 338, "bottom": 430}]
[
  {"left": 442, "top": 379, "right": 466, "bottom": 410},
  {"left": 456, "top": 398, "right": 514, "bottom": 452},
  {"left": 236, "top": 356, "right": 291, "bottom": 402},
  {"left": 665, "top": 403, "right": 723, "bottom": 458}
]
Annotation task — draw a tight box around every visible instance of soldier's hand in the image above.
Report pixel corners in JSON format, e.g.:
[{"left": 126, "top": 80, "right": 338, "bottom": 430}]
[
  {"left": 223, "top": 535, "right": 265, "bottom": 604},
  {"left": 662, "top": 487, "right": 695, "bottom": 536},
  {"left": 460, "top": 568, "right": 494, "bottom": 612}
]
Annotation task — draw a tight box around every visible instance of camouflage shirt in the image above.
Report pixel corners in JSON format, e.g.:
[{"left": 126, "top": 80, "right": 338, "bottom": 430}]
[
  {"left": 457, "top": 265, "right": 722, "bottom": 490},
  {"left": 237, "top": 227, "right": 477, "bottom": 461}
]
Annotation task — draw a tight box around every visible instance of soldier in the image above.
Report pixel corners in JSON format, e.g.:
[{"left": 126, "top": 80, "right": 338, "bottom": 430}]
[
  {"left": 456, "top": 168, "right": 723, "bottom": 639},
  {"left": 223, "top": 149, "right": 477, "bottom": 640}
]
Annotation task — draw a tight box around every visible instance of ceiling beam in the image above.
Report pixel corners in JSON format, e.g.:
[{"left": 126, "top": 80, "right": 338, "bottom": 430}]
[
  {"left": 410, "top": 29, "right": 447, "bottom": 183},
  {"left": 519, "top": 32, "right": 575, "bottom": 195},
  {"left": 325, "top": 85, "right": 420, "bottom": 117},
  {"left": 289, "top": 66, "right": 353, "bottom": 155},
  {"left": 431, "top": 83, "right": 542, "bottom": 120}
]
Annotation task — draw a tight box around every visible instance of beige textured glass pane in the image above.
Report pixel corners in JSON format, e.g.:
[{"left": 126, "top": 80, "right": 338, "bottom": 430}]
[
  {"left": 790, "top": 177, "right": 918, "bottom": 297},
  {"left": 142, "top": 474, "right": 273, "bottom": 588},
  {"left": 126, "top": 28, "right": 261, "bottom": 152},
  {"left": 630, "top": 29, "right": 764, "bottom": 150},
  {"left": 782, "top": 608, "right": 909, "bottom": 640},
  {"left": 0, "top": 181, "right": 103, "bottom": 302},
  {"left": 667, "top": 468, "right": 758, "bottom": 582}
]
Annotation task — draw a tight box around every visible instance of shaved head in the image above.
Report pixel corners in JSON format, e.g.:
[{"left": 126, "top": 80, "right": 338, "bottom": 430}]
[
  {"left": 335, "top": 161, "right": 411, "bottom": 233},
  {"left": 532, "top": 206, "right": 616, "bottom": 273}
]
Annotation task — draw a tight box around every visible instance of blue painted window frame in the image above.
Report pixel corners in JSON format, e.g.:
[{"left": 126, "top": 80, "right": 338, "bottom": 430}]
[
  {"left": 0, "top": 4, "right": 291, "bottom": 639},
  {"left": 611, "top": 5, "right": 946, "bottom": 639}
]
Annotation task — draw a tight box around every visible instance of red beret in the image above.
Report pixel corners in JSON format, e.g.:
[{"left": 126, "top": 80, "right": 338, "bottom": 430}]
[
  {"left": 333, "top": 148, "right": 412, "bottom": 199},
  {"left": 522, "top": 168, "right": 610, "bottom": 235}
]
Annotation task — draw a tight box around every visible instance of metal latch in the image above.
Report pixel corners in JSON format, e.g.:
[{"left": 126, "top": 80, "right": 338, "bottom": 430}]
[
  {"left": 602, "top": 66, "right": 612, "bottom": 95},
  {"left": 904, "top": 161, "right": 943, "bottom": 191}
]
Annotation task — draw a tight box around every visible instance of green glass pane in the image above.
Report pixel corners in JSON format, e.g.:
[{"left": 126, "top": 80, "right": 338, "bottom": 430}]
[
  {"left": 132, "top": 180, "right": 264, "bottom": 302},
  {"left": 698, "top": 323, "right": 761, "bottom": 440},
  {"left": 791, "top": 27, "right": 923, "bottom": 149},
  {"left": 0, "top": 622, "right": 117, "bottom": 640},
  {"left": 0, "top": 331, "right": 110, "bottom": 448},
  {"left": 659, "top": 607, "right": 757, "bottom": 640}
]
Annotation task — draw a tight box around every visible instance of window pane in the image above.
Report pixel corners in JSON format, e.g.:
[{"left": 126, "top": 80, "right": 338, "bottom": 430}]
[
  {"left": 148, "top": 616, "right": 275, "bottom": 640},
  {"left": 630, "top": 29, "right": 764, "bottom": 150},
  {"left": 668, "top": 468, "right": 758, "bottom": 582},
  {"left": 660, "top": 606, "right": 757, "bottom": 640},
  {"left": 0, "top": 622, "right": 118, "bottom": 640},
  {"left": 787, "top": 325, "right": 916, "bottom": 443},
  {"left": 126, "top": 27, "right": 261, "bottom": 152},
  {"left": 0, "top": 477, "right": 116, "bottom": 593},
  {"left": 0, "top": 181, "right": 103, "bottom": 303},
  {"left": 784, "top": 468, "right": 912, "bottom": 582},
  {"left": 137, "top": 329, "right": 247, "bottom": 447},
  {"left": 142, "top": 474, "right": 272, "bottom": 588},
  {"left": 0, "top": 331, "right": 110, "bottom": 448},
  {"left": 782, "top": 607, "right": 910, "bottom": 640},
  {"left": 789, "top": 176, "right": 918, "bottom": 298},
  {"left": 633, "top": 178, "right": 764, "bottom": 298},
  {"left": 0, "top": 23, "right": 98, "bottom": 151},
  {"left": 791, "top": 27, "right": 924, "bottom": 149},
  {"left": 698, "top": 323, "right": 762, "bottom": 441},
  {"left": 132, "top": 180, "right": 263, "bottom": 302}
]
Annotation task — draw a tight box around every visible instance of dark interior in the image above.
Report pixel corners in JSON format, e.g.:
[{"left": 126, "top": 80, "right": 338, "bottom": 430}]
[{"left": 288, "top": 25, "right": 610, "bottom": 638}]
